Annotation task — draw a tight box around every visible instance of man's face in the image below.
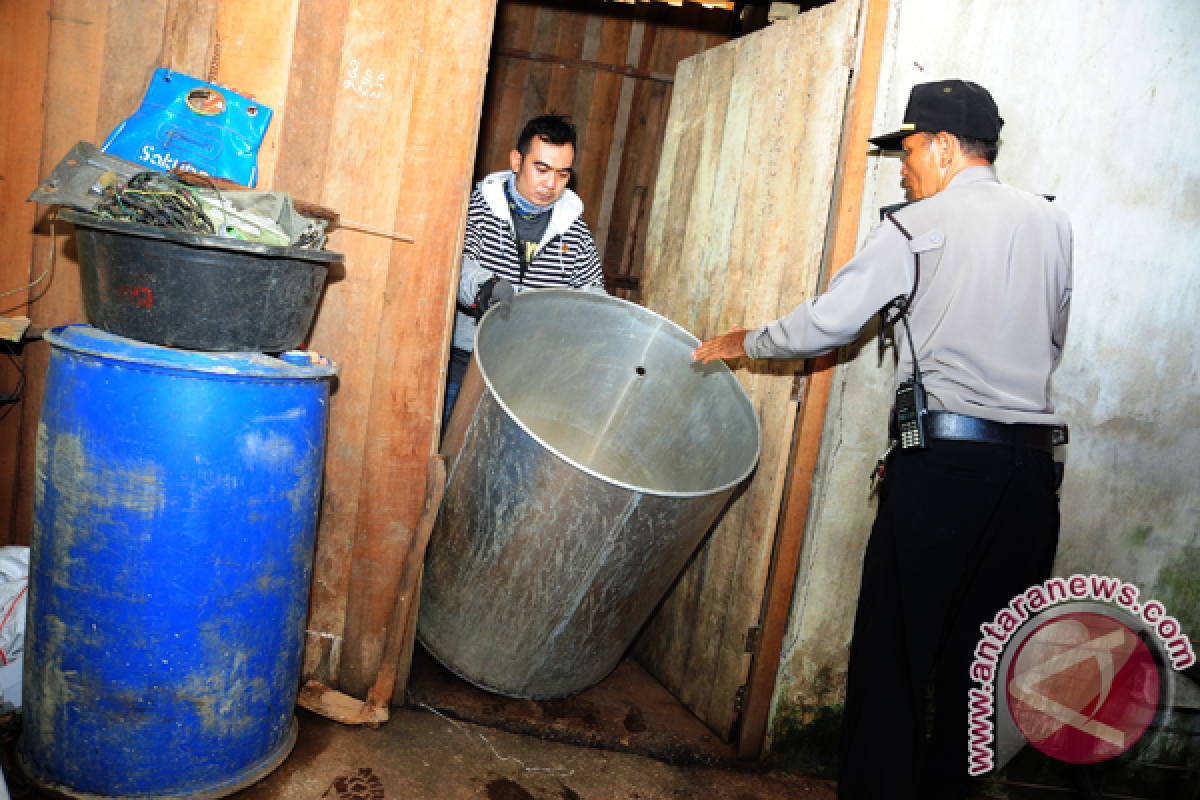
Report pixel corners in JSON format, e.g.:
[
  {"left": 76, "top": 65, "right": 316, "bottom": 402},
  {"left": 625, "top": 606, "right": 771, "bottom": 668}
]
[
  {"left": 510, "top": 136, "right": 574, "bottom": 208},
  {"left": 900, "top": 132, "right": 942, "bottom": 201}
]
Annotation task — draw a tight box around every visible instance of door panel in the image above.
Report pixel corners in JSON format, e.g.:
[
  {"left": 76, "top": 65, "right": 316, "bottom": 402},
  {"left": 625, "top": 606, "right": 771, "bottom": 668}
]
[{"left": 633, "top": 0, "right": 859, "bottom": 741}]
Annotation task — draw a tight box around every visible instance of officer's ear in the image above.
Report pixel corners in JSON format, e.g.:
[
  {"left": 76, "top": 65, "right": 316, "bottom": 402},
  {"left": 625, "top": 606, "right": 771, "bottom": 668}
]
[
  {"left": 509, "top": 149, "right": 523, "bottom": 174},
  {"left": 932, "top": 132, "right": 953, "bottom": 167}
]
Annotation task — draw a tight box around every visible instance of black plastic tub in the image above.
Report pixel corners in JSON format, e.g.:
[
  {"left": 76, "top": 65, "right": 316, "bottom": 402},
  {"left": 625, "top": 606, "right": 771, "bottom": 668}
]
[{"left": 61, "top": 209, "right": 343, "bottom": 352}]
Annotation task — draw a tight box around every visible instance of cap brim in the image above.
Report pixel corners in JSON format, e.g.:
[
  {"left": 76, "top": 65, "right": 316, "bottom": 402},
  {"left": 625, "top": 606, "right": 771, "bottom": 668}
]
[{"left": 868, "top": 128, "right": 911, "bottom": 151}]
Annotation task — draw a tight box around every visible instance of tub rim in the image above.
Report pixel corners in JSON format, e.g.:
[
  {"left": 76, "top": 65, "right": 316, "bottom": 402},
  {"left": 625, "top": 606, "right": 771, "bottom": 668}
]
[{"left": 470, "top": 289, "right": 762, "bottom": 499}]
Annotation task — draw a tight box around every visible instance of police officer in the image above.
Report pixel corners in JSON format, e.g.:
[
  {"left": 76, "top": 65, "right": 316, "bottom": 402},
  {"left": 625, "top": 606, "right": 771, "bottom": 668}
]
[{"left": 693, "top": 79, "right": 1072, "bottom": 798}]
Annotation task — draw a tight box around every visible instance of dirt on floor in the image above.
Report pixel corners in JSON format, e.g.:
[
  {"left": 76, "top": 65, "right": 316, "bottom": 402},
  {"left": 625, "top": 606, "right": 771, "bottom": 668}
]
[
  {"left": 0, "top": 703, "right": 835, "bottom": 800},
  {"left": 232, "top": 707, "right": 839, "bottom": 800}
]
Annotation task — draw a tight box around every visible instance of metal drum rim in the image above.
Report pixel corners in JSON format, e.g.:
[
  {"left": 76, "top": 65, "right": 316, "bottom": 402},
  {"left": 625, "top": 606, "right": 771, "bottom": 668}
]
[{"left": 472, "top": 289, "right": 762, "bottom": 499}]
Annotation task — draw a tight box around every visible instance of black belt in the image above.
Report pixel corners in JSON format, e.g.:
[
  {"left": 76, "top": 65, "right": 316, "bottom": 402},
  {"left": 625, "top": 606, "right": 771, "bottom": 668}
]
[{"left": 921, "top": 411, "right": 1067, "bottom": 454}]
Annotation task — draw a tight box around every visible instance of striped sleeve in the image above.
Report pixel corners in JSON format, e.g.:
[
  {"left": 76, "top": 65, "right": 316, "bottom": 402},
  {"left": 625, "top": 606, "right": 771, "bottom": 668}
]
[
  {"left": 566, "top": 218, "right": 604, "bottom": 289},
  {"left": 461, "top": 188, "right": 487, "bottom": 264}
]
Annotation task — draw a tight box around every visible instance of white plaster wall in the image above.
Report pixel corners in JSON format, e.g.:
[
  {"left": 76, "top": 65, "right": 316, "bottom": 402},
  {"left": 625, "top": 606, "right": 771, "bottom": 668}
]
[{"left": 767, "top": 0, "right": 1200, "bottom": 753}]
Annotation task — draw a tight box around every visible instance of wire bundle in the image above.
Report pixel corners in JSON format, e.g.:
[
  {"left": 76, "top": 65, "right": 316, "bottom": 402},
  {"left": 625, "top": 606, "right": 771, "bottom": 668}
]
[{"left": 94, "top": 172, "right": 216, "bottom": 235}]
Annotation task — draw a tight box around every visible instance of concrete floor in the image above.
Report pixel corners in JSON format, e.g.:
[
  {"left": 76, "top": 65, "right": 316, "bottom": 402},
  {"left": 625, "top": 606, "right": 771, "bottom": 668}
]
[
  {"left": 235, "top": 707, "right": 839, "bottom": 800},
  {"left": 0, "top": 647, "right": 836, "bottom": 799}
]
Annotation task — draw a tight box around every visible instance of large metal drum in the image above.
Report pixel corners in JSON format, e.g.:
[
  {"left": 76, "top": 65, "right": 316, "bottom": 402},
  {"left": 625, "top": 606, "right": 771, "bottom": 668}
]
[
  {"left": 21, "top": 325, "right": 336, "bottom": 798},
  {"left": 420, "top": 290, "right": 760, "bottom": 698}
]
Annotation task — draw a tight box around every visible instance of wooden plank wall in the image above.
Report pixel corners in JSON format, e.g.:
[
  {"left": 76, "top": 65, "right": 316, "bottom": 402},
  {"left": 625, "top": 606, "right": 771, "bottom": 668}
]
[
  {"left": 2, "top": 0, "right": 222, "bottom": 547},
  {"left": 0, "top": 0, "right": 54, "bottom": 538},
  {"left": 0, "top": 0, "right": 497, "bottom": 702},
  {"left": 631, "top": 0, "right": 860, "bottom": 741},
  {"left": 472, "top": 1, "right": 733, "bottom": 295}
]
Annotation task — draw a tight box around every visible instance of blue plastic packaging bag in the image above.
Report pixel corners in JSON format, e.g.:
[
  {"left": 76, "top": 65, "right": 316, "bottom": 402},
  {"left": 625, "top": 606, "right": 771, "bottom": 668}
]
[{"left": 101, "top": 69, "right": 272, "bottom": 188}]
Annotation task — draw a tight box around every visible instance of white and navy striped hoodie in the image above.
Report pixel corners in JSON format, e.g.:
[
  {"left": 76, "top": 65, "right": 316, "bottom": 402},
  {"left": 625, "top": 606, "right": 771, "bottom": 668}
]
[{"left": 452, "top": 170, "right": 606, "bottom": 352}]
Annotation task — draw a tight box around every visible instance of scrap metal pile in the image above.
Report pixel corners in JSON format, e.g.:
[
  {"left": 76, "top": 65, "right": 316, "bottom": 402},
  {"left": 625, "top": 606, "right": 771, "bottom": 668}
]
[{"left": 29, "top": 142, "right": 330, "bottom": 250}]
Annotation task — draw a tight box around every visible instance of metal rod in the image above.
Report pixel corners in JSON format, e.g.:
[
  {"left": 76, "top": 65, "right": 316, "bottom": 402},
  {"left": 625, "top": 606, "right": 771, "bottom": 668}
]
[{"left": 338, "top": 220, "right": 415, "bottom": 243}]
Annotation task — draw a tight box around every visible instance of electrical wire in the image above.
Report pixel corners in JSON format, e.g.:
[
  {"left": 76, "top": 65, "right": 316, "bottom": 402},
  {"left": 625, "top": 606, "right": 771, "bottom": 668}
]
[
  {"left": 94, "top": 172, "right": 215, "bottom": 235},
  {"left": 0, "top": 212, "right": 58, "bottom": 303},
  {"left": 416, "top": 702, "right": 575, "bottom": 776}
]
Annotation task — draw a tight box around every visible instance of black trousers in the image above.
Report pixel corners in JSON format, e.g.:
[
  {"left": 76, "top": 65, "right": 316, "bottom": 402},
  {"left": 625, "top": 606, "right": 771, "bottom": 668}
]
[{"left": 838, "top": 438, "right": 1061, "bottom": 800}]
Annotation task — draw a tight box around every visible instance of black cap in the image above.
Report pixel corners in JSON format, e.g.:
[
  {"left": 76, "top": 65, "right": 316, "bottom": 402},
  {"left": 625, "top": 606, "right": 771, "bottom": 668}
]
[{"left": 869, "top": 79, "right": 1003, "bottom": 151}]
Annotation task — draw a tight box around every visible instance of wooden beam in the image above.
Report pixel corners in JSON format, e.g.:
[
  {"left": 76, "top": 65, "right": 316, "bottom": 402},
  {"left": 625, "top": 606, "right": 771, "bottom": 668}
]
[
  {"left": 3, "top": 0, "right": 218, "bottom": 545},
  {"left": 476, "top": 4, "right": 536, "bottom": 177},
  {"left": 570, "top": 12, "right": 606, "bottom": 177},
  {"left": 337, "top": 0, "right": 498, "bottom": 701},
  {"left": 278, "top": 0, "right": 358, "bottom": 689},
  {"left": 158, "top": 0, "right": 220, "bottom": 77},
  {"left": 593, "top": 13, "right": 648, "bottom": 263},
  {"left": 736, "top": 0, "right": 889, "bottom": 762},
  {"left": 15, "top": 0, "right": 113, "bottom": 546},
  {"left": 94, "top": 0, "right": 170, "bottom": 143},
  {"left": 213, "top": 0, "right": 300, "bottom": 189},
  {"left": 389, "top": 0, "right": 498, "bottom": 704},
  {"left": 271, "top": 0, "right": 351, "bottom": 208},
  {"left": 298, "top": 0, "right": 429, "bottom": 694},
  {"left": 0, "top": 0, "right": 52, "bottom": 543},
  {"left": 496, "top": 47, "right": 674, "bottom": 84},
  {"left": 603, "top": 9, "right": 688, "bottom": 291},
  {"left": 602, "top": 271, "right": 640, "bottom": 290},
  {"left": 615, "top": 184, "right": 647, "bottom": 284},
  {"left": 573, "top": 13, "right": 632, "bottom": 231},
  {"left": 543, "top": 11, "right": 590, "bottom": 116}
]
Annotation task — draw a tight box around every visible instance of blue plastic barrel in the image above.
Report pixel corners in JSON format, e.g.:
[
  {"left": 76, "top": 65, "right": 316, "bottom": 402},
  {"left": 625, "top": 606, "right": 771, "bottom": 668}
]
[{"left": 20, "top": 325, "right": 337, "bottom": 798}]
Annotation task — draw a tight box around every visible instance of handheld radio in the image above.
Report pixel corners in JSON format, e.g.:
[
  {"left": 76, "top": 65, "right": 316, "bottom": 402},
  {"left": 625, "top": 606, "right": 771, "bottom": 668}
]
[{"left": 894, "top": 377, "right": 928, "bottom": 450}]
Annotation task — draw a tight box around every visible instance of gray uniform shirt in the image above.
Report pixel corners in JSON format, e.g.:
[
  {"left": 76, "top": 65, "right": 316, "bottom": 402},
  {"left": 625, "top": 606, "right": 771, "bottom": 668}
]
[{"left": 743, "top": 166, "right": 1073, "bottom": 426}]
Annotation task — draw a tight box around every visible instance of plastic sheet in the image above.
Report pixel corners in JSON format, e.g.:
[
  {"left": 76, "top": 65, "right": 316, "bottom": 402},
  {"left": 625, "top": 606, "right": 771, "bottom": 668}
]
[{"left": 101, "top": 70, "right": 272, "bottom": 187}]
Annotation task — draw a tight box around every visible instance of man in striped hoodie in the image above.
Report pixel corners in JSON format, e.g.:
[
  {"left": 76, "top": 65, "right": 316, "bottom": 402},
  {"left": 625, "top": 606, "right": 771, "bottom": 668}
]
[{"left": 444, "top": 114, "right": 606, "bottom": 421}]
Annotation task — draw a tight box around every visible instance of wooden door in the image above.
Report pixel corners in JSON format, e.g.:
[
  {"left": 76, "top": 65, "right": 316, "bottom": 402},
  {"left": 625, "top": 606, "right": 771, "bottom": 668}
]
[{"left": 633, "top": 0, "right": 860, "bottom": 742}]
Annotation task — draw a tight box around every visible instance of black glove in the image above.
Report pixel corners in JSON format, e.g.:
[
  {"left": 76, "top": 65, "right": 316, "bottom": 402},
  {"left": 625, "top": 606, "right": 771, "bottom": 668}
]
[{"left": 473, "top": 277, "right": 514, "bottom": 320}]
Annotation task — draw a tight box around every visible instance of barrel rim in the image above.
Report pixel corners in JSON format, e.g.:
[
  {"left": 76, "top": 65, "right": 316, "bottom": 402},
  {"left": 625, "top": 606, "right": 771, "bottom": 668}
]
[
  {"left": 472, "top": 289, "right": 762, "bottom": 499},
  {"left": 59, "top": 208, "right": 345, "bottom": 264},
  {"left": 45, "top": 325, "right": 339, "bottom": 379},
  {"left": 17, "top": 716, "right": 298, "bottom": 799}
]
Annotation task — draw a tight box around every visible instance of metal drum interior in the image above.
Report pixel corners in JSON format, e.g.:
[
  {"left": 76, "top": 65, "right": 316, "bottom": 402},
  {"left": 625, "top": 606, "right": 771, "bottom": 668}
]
[
  {"left": 420, "top": 290, "right": 760, "bottom": 699},
  {"left": 478, "top": 291, "right": 760, "bottom": 493}
]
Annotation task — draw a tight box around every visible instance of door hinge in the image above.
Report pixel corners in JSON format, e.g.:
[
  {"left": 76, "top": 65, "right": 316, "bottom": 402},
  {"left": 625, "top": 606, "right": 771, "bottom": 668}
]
[
  {"left": 744, "top": 624, "right": 762, "bottom": 654},
  {"left": 734, "top": 684, "right": 747, "bottom": 713}
]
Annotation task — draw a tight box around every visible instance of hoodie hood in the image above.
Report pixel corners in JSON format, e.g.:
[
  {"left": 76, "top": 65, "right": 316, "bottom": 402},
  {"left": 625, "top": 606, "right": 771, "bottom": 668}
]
[{"left": 478, "top": 170, "right": 584, "bottom": 246}]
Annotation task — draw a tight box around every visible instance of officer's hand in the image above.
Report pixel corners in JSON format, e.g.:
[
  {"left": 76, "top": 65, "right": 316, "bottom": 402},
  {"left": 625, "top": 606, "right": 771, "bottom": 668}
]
[
  {"left": 489, "top": 278, "right": 515, "bottom": 320},
  {"left": 692, "top": 326, "right": 748, "bottom": 364}
]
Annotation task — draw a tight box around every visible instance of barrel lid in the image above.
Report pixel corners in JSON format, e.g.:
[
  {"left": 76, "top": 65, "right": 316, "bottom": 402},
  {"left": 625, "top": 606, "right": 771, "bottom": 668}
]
[{"left": 45, "top": 325, "right": 338, "bottom": 378}]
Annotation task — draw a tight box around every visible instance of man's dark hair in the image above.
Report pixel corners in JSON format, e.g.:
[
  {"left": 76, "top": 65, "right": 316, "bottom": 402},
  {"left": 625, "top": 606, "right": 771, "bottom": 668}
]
[
  {"left": 957, "top": 135, "right": 999, "bottom": 164},
  {"left": 516, "top": 114, "right": 577, "bottom": 158}
]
